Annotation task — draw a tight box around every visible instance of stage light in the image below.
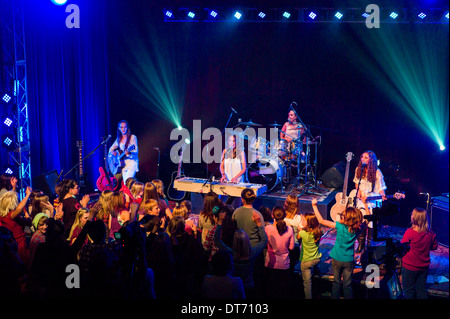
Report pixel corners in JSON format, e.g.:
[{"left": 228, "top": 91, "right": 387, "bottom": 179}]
[
  {"left": 445, "top": 12, "right": 449, "bottom": 19},
  {"left": 418, "top": 12, "right": 427, "bottom": 19},
  {"left": 258, "top": 12, "right": 266, "bottom": 19},
  {"left": 210, "top": 10, "right": 218, "bottom": 18},
  {"left": 51, "top": 0, "right": 67, "bottom": 5},
  {"left": 283, "top": 12, "right": 291, "bottom": 19},
  {"left": 185, "top": 138, "right": 191, "bottom": 144},
  {"left": 309, "top": 12, "right": 317, "bottom": 20},
  {"left": 390, "top": 12, "right": 399, "bottom": 19},
  {"left": 335, "top": 12, "right": 343, "bottom": 19},
  {"left": 3, "top": 117, "right": 13, "bottom": 127},
  {"left": 187, "top": 11, "right": 195, "bottom": 19},
  {"left": 440, "top": 145, "right": 446, "bottom": 151},
  {"left": 2, "top": 134, "right": 14, "bottom": 149},
  {"left": 165, "top": 10, "right": 173, "bottom": 18},
  {"left": 5, "top": 167, "right": 13, "bottom": 175},
  {"left": 362, "top": 12, "right": 369, "bottom": 18},
  {"left": 234, "top": 11, "right": 242, "bottom": 20},
  {"left": 177, "top": 125, "right": 183, "bottom": 131},
  {"left": 2, "top": 93, "right": 12, "bottom": 104}
]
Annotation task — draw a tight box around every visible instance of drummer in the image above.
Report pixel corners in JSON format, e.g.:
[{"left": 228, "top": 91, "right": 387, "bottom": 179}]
[{"left": 280, "top": 110, "right": 305, "bottom": 152}]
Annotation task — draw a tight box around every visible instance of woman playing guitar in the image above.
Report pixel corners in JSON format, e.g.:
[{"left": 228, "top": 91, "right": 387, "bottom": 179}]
[
  {"left": 109, "top": 120, "right": 139, "bottom": 185},
  {"left": 353, "top": 150, "right": 387, "bottom": 253}
]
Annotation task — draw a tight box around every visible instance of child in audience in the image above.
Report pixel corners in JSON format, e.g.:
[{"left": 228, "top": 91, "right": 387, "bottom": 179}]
[
  {"left": 401, "top": 207, "right": 438, "bottom": 299},
  {"left": 29, "top": 213, "right": 49, "bottom": 264},
  {"left": 298, "top": 212, "right": 323, "bottom": 299},
  {"left": 67, "top": 208, "right": 91, "bottom": 245},
  {"left": 311, "top": 198, "right": 364, "bottom": 299},
  {"left": 264, "top": 206, "right": 294, "bottom": 298}
]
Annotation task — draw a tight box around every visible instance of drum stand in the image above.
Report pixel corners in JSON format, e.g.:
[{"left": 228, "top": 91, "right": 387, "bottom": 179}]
[{"left": 297, "top": 137, "right": 328, "bottom": 197}]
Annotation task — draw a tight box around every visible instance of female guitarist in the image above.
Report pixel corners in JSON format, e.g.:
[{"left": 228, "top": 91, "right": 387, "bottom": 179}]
[
  {"left": 352, "top": 150, "right": 387, "bottom": 253},
  {"left": 109, "top": 120, "right": 139, "bottom": 185}
]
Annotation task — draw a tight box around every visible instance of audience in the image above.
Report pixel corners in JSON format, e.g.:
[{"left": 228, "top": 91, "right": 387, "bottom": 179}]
[{"left": 0, "top": 174, "right": 440, "bottom": 301}]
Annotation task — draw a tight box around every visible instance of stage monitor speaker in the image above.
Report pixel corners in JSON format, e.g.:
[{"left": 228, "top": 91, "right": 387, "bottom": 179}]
[
  {"left": 319, "top": 161, "right": 345, "bottom": 189},
  {"left": 430, "top": 196, "right": 449, "bottom": 247},
  {"left": 32, "top": 170, "right": 59, "bottom": 198}
]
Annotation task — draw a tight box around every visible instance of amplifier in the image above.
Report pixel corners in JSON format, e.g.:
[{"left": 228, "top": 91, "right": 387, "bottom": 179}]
[{"left": 431, "top": 196, "right": 449, "bottom": 247}]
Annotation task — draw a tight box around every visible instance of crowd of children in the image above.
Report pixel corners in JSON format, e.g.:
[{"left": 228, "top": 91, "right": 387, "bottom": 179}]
[{"left": 0, "top": 173, "right": 438, "bottom": 299}]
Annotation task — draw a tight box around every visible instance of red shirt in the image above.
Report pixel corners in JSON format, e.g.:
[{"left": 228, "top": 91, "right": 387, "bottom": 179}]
[{"left": 401, "top": 228, "right": 438, "bottom": 271}]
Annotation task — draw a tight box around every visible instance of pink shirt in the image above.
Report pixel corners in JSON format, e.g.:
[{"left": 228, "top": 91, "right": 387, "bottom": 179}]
[
  {"left": 401, "top": 228, "right": 438, "bottom": 271},
  {"left": 264, "top": 224, "right": 295, "bottom": 270}
]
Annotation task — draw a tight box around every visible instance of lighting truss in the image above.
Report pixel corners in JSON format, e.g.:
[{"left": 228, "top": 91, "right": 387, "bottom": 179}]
[
  {"left": 163, "top": 7, "right": 450, "bottom": 24},
  {"left": 0, "top": 0, "right": 32, "bottom": 198}
]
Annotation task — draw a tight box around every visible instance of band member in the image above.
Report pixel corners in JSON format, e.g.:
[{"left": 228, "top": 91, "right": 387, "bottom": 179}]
[
  {"left": 109, "top": 120, "right": 139, "bottom": 184},
  {"left": 220, "top": 134, "right": 246, "bottom": 183},
  {"left": 280, "top": 110, "right": 305, "bottom": 144},
  {"left": 353, "top": 150, "right": 387, "bottom": 253}
]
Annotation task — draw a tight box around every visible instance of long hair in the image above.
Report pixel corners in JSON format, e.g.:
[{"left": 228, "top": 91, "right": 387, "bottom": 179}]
[
  {"left": 411, "top": 207, "right": 430, "bottom": 233},
  {"left": 284, "top": 194, "right": 299, "bottom": 219},
  {"left": 152, "top": 179, "right": 166, "bottom": 199},
  {"left": 109, "top": 191, "right": 125, "bottom": 218},
  {"left": 116, "top": 120, "right": 132, "bottom": 149},
  {"left": 139, "top": 182, "right": 158, "bottom": 212},
  {"left": 31, "top": 194, "right": 50, "bottom": 219},
  {"left": 58, "top": 179, "right": 78, "bottom": 200},
  {"left": 233, "top": 229, "right": 251, "bottom": 261},
  {"left": 303, "top": 212, "right": 323, "bottom": 243},
  {"left": 68, "top": 208, "right": 90, "bottom": 242},
  {"left": 355, "top": 150, "right": 378, "bottom": 184},
  {"left": 0, "top": 191, "right": 18, "bottom": 218},
  {"left": 0, "top": 174, "right": 14, "bottom": 191},
  {"left": 200, "top": 191, "right": 221, "bottom": 225},
  {"left": 167, "top": 216, "right": 186, "bottom": 245},
  {"left": 272, "top": 206, "right": 288, "bottom": 235},
  {"left": 341, "top": 206, "right": 363, "bottom": 234}
]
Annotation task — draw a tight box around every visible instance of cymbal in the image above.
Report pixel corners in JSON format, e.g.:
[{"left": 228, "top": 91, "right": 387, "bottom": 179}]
[
  {"left": 239, "top": 120, "right": 262, "bottom": 126},
  {"left": 268, "top": 122, "right": 282, "bottom": 127}
]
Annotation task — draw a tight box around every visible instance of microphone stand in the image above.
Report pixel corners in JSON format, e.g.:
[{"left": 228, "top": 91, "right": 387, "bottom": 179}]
[
  {"left": 154, "top": 148, "right": 160, "bottom": 179},
  {"left": 64, "top": 136, "right": 111, "bottom": 180}
]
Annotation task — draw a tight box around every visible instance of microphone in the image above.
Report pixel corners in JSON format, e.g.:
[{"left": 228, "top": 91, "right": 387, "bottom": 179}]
[
  {"left": 153, "top": 147, "right": 160, "bottom": 151},
  {"left": 290, "top": 101, "right": 298, "bottom": 107},
  {"left": 231, "top": 107, "right": 238, "bottom": 114},
  {"left": 419, "top": 192, "right": 429, "bottom": 196},
  {"left": 101, "top": 135, "right": 112, "bottom": 144}
]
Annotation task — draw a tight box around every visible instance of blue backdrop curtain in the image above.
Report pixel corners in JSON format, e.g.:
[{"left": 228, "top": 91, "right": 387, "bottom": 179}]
[{"left": 24, "top": 1, "right": 111, "bottom": 186}]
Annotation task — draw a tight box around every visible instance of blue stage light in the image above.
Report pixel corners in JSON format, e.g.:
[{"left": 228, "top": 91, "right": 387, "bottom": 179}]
[
  {"left": 335, "top": 12, "right": 343, "bottom": 19},
  {"left": 210, "top": 10, "right": 218, "bottom": 18},
  {"left": 418, "top": 12, "right": 427, "bottom": 19},
  {"left": 187, "top": 11, "right": 195, "bottom": 19},
  {"left": 3, "top": 136, "right": 12, "bottom": 146},
  {"left": 51, "top": 0, "right": 68, "bottom": 5},
  {"left": 165, "top": 10, "right": 173, "bottom": 18},
  {"left": 234, "top": 11, "right": 242, "bottom": 19},
  {"left": 440, "top": 145, "right": 446, "bottom": 151},
  {"left": 446, "top": 12, "right": 449, "bottom": 19},
  {"left": 5, "top": 168, "right": 13, "bottom": 175},
  {"left": 390, "top": 12, "right": 399, "bottom": 19},
  {"left": 309, "top": 12, "right": 317, "bottom": 20},
  {"left": 283, "top": 12, "right": 291, "bottom": 19},
  {"left": 3, "top": 118, "right": 13, "bottom": 127},
  {"left": 258, "top": 12, "right": 266, "bottom": 19},
  {"left": 2, "top": 93, "right": 12, "bottom": 104}
]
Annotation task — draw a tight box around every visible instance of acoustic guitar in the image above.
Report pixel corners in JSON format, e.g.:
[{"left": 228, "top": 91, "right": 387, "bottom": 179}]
[
  {"left": 330, "top": 152, "right": 353, "bottom": 222},
  {"left": 108, "top": 144, "right": 136, "bottom": 175},
  {"left": 348, "top": 189, "right": 406, "bottom": 207}
]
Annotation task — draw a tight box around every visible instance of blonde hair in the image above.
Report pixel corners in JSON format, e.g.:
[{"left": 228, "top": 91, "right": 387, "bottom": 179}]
[
  {"left": 172, "top": 205, "right": 188, "bottom": 220},
  {"left": 411, "top": 208, "right": 429, "bottom": 233},
  {"left": 0, "top": 191, "right": 18, "bottom": 218},
  {"left": 284, "top": 194, "right": 299, "bottom": 219},
  {"left": 139, "top": 199, "right": 159, "bottom": 216},
  {"left": 68, "top": 208, "right": 90, "bottom": 241},
  {"left": 130, "top": 181, "right": 144, "bottom": 199}
]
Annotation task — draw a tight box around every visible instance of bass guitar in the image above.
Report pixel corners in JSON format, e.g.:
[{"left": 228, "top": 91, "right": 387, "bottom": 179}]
[
  {"left": 108, "top": 144, "right": 136, "bottom": 175},
  {"left": 167, "top": 143, "right": 187, "bottom": 201},
  {"left": 348, "top": 189, "right": 405, "bottom": 207},
  {"left": 330, "top": 152, "right": 353, "bottom": 222}
]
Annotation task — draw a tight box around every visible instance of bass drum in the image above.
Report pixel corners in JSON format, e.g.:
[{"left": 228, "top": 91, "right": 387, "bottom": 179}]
[{"left": 247, "top": 158, "right": 284, "bottom": 192}]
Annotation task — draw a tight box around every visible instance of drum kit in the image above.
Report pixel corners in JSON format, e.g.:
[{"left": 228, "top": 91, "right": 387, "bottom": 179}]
[{"left": 235, "top": 115, "right": 326, "bottom": 196}]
